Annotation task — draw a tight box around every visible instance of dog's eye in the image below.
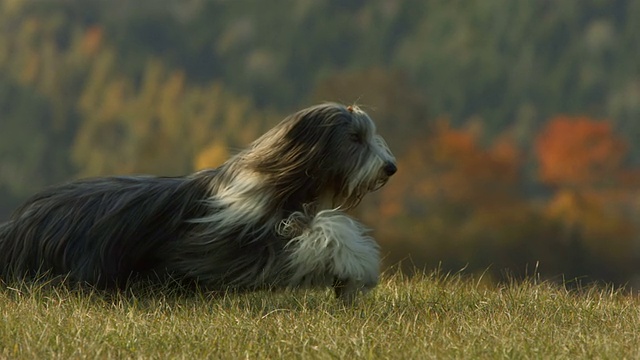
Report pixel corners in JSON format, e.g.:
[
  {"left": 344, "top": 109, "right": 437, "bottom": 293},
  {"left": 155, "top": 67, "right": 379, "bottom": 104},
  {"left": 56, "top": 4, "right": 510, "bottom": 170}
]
[{"left": 349, "top": 133, "right": 362, "bottom": 143}]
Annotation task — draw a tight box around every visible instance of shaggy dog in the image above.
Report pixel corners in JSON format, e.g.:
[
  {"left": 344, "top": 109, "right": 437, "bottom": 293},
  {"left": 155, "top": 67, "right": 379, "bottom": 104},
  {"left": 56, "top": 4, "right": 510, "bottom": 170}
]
[{"left": 0, "top": 103, "right": 396, "bottom": 303}]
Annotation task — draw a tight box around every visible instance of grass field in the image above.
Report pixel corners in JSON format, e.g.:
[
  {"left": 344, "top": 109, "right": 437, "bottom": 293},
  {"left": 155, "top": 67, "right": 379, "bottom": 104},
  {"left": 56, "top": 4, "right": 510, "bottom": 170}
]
[{"left": 1, "top": 271, "right": 639, "bottom": 359}]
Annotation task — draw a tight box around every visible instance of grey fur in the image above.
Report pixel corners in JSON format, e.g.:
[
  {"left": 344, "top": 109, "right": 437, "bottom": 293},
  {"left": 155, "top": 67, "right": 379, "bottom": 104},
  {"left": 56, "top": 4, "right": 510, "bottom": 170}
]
[{"left": 0, "top": 103, "right": 396, "bottom": 300}]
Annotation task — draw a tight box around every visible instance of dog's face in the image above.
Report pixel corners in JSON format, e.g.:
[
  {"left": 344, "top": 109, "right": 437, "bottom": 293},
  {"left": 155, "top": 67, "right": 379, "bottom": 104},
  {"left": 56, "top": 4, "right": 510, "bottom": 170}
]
[
  {"left": 249, "top": 103, "right": 396, "bottom": 210},
  {"left": 326, "top": 104, "right": 396, "bottom": 208}
]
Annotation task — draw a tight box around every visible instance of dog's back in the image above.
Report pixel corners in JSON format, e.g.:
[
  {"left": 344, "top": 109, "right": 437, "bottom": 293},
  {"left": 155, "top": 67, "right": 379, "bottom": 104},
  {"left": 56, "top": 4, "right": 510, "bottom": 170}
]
[{"left": 0, "top": 173, "right": 213, "bottom": 286}]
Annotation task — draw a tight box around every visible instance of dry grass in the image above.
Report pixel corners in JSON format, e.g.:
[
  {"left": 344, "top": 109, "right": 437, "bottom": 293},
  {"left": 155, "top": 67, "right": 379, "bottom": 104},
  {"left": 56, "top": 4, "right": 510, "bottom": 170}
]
[{"left": 2, "top": 271, "right": 639, "bottom": 359}]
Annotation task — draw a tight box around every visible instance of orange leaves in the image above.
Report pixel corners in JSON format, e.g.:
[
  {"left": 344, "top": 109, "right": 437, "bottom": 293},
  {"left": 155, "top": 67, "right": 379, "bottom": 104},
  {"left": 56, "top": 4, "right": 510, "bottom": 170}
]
[
  {"left": 535, "top": 116, "right": 627, "bottom": 187},
  {"left": 537, "top": 116, "right": 637, "bottom": 272},
  {"left": 81, "top": 26, "right": 103, "bottom": 56},
  {"left": 379, "top": 115, "right": 631, "bottom": 230},
  {"left": 370, "top": 113, "right": 640, "bottom": 282},
  {"left": 430, "top": 121, "right": 521, "bottom": 206},
  {"left": 376, "top": 120, "right": 522, "bottom": 221}
]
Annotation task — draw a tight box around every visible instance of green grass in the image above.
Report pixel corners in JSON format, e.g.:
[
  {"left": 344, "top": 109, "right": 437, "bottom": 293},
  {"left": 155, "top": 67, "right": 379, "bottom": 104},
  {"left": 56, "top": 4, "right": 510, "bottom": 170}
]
[{"left": 1, "top": 272, "right": 639, "bottom": 359}]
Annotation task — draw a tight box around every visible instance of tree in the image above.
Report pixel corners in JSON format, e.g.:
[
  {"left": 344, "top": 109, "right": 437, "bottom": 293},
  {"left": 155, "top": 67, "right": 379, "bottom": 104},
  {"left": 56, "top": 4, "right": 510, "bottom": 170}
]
[
  {"left": 535, "top": 116, "right": 627, "bottom": 188},
  {"left": 537, "top": 116, "right": 639, "bottom": 282}
]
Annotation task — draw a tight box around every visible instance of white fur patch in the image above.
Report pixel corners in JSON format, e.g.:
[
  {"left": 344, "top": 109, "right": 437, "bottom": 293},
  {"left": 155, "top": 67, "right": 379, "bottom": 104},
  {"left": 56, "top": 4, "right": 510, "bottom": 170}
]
[
  {"left": 191, "top": 170, "right": 271, "bottom": 230},
  {"left": 284, "top": 210, "right": 380, "bottom": 288}
]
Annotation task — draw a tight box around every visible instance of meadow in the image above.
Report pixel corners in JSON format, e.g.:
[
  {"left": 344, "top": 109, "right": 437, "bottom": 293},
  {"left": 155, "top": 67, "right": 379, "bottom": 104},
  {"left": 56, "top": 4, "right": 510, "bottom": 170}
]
[{"left": 1, "top": 271, "right": 639, "bottom": 359}]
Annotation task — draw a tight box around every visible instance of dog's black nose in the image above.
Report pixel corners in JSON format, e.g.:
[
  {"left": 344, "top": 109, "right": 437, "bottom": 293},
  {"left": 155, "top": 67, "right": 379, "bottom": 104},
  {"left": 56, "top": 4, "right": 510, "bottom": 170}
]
[{"left": 383, "top": 162, "right": 397, "bottom": 176}]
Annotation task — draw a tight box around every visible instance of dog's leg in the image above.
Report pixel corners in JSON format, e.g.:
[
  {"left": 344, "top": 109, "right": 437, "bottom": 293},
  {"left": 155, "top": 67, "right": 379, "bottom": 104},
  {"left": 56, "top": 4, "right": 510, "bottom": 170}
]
[
  {"left": 333, "top": 277, "right": 372, "bottom": 305},
  {"left": 285, "top": 209, "right": 380, "bottom": 304}
]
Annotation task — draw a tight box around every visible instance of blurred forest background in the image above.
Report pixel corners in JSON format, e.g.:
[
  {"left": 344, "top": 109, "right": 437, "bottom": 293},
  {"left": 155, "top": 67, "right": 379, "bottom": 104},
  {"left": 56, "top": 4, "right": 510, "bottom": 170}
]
[{"left": 1, "top": 0, "right": 640, "bottom": 285}]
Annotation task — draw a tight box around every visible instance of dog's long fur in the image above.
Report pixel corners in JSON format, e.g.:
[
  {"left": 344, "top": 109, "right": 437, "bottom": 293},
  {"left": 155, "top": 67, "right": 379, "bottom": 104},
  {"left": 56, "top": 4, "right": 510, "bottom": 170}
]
[{"left": 0, "top": 103, "right": 396, "bottom": 303}]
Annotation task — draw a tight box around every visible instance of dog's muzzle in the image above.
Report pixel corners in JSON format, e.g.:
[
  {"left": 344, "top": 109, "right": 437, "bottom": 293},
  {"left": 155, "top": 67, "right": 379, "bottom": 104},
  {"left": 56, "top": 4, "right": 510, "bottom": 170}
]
[
  {"left": 383, "top": 162, "right": 397, "bottom": 177},
  {"left": 372, "top": 161, "right": 397, "bottom": 191}
]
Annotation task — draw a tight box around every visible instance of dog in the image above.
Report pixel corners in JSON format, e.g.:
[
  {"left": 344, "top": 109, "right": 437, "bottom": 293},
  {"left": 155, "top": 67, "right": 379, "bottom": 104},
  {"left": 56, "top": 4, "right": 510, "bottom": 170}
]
[{"left": 0, "top": 103, "right": 396, "bottom": 303}]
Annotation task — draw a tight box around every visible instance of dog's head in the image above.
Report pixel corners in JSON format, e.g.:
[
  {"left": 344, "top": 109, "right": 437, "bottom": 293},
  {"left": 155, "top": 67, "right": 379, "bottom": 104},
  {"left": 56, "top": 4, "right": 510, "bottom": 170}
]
[{"left": 248, "top": 103, "right": 396, "bottom": 210}]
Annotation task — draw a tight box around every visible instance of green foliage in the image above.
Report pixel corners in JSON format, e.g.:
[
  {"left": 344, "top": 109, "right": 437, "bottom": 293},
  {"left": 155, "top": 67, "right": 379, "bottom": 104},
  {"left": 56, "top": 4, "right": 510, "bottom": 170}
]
[
  {"left": 2, "top": 272, "right": 640, "bottom": 359},
  {"left": 0, "top": 78, "right": 51, "bottom": 194}
]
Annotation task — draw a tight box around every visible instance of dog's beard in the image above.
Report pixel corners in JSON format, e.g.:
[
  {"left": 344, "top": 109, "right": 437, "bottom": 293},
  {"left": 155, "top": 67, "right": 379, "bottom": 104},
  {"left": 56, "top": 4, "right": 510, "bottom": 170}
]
[
  {"left": 371, "top": 176, "right": 389, "bottom": 192},
  {"left": 333, "top": 175, "right": 389, "bottom": 210}
]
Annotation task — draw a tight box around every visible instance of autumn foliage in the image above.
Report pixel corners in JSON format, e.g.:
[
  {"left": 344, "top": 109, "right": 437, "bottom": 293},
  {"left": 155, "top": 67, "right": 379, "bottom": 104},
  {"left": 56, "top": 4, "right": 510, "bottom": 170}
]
[
  {"left": 378, "top": 120, "right": 521, "bottom": 217},
  {"left": 535, "top": 116, "right": 627, "bottom": 187},
  {"left": 369, "top": 114, "right": 640, "bottom": 283}
]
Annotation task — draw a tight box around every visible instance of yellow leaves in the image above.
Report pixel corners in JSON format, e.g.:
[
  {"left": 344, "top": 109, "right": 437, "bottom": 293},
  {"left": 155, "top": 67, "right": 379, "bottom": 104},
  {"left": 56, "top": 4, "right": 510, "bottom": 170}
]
[
  {"left": 72, "top": 45, "right": 273, "bottom": 178},
  {"left": 19, "top": 50, "right": 39, "bottom": 85},
  {"left": 1, "top": 0, "right": 27, "bottom": 15},
  {"left": 158, "top": 70, "right": 186, "bottom": 134},
  {"left": 546, "top": 189, "right": 583, "bottom": 226},
  {"left": 194, "top": 142, "right": 229, "bottom": 171},
  {"left": 545, "top": 189, "right": 637, "bottom": 266},
  {"left": 79, "top": 48, "right": 117, "bottom": 114},
  {"left": 101, "top": 79, "right": 130, "bottom": 120}
]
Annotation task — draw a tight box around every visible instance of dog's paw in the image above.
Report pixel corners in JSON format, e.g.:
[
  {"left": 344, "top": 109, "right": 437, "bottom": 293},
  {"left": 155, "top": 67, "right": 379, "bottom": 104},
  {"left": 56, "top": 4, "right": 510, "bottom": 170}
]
[{"left": 333, "top": 278, "right": 377, "bottom": 305}]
